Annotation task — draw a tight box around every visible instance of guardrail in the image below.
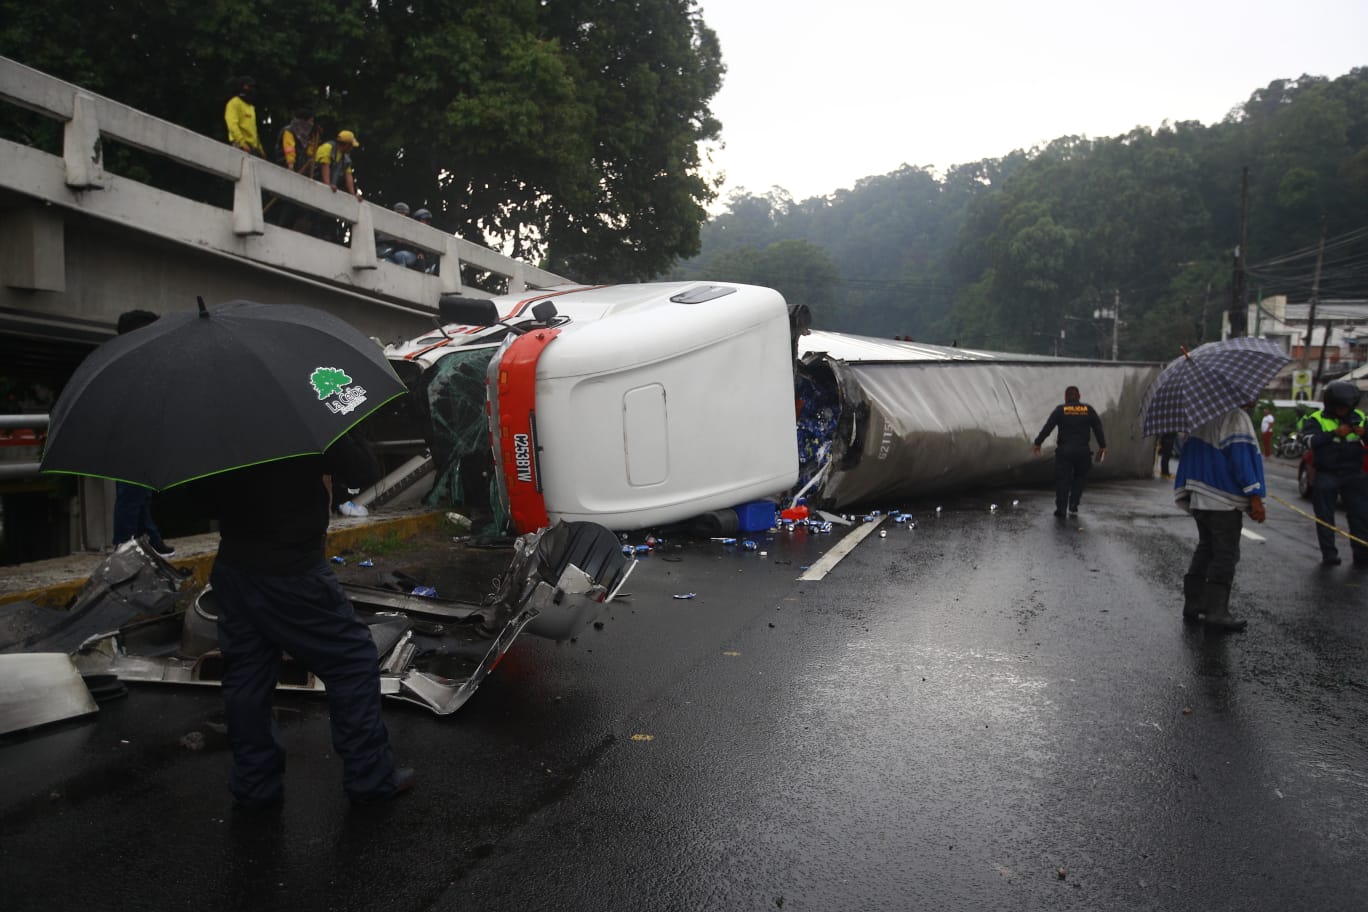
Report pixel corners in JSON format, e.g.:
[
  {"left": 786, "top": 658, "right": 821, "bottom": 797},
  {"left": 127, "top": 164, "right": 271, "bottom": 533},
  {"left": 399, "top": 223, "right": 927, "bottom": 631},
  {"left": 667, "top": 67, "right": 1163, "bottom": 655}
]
[
  {"left": 0, "top": 55, "right": 566, "bottom": 303},
  {"left": 0, "top": 415, "right": 46, "bottom": 480},
  {"left": 0, "top": 415, "right": 49, "bottom": 431}
]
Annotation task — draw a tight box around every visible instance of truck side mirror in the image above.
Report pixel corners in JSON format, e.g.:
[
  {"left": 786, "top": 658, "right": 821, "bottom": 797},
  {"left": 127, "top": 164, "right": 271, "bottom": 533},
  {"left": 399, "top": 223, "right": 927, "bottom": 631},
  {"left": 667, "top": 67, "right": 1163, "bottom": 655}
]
[
  {"left": 438, "top": 295, "right": 500, "bottom": 327},
  {"left": 531, "top": 301, "right": 559, "bottom": 323}
]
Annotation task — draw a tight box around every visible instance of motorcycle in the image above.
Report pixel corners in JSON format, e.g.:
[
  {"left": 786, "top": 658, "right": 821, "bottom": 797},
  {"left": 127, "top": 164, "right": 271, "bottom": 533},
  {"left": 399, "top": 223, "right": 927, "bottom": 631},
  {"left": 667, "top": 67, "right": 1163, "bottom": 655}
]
[{"left": 1273, "top": 430, "right": 1310, "bottom": 459}]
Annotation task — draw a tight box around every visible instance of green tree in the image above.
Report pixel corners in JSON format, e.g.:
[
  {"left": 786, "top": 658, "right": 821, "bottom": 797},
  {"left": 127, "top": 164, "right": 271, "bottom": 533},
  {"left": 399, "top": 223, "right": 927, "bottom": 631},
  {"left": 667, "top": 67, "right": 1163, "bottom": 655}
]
[
  {"left": 0, "top": 0, "right": 723, "bottom": 281},
  {"left": 683, "top": 68, "right": 1368, "bottom": 355}
]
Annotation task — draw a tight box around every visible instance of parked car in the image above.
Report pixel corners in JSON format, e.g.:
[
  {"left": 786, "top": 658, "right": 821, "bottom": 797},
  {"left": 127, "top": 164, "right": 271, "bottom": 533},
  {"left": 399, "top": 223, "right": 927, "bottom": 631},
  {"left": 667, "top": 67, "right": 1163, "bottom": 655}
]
[{"left": 1297, "top": 440, "right": 1368, "bottom": 500}]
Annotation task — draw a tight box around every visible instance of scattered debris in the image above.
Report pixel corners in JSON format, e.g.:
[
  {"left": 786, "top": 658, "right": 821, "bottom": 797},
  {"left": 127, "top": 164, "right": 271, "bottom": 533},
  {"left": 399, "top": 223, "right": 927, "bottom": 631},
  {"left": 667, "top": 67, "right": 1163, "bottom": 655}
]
[{"left": 11, "top": 522, "right": 628, "bottom": 718}]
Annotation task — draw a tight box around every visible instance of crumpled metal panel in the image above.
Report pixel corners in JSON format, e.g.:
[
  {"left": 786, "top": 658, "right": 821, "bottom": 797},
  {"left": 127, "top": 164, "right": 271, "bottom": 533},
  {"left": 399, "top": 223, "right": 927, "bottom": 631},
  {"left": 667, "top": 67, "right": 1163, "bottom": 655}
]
[
  {"left": 64, "top": 521, "right": 628, "bottom": 716},
  {"left": 0, "top": 653, "right": 99, "bottom": 735},
  {"left": 0, "top": 538, "right": 185, "bottom": 655},
  {"left": 811, "top": 358, "right": 1163, "bottom": 509}
]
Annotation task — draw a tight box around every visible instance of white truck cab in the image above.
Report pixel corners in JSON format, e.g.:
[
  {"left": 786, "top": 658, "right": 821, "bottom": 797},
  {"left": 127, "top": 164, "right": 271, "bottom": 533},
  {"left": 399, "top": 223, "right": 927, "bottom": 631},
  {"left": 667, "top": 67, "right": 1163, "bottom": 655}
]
[{"left": 390, "top": 282, "right": 801, "bottom": 533}]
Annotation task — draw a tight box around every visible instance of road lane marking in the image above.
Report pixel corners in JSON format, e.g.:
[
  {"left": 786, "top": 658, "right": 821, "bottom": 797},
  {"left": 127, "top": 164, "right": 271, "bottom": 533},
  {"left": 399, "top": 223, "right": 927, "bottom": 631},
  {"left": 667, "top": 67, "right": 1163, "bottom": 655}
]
[
  {"left": 1241, "top": 528, "right": 1265, "bottom": 542},
  {"left": 798, "top": 516, "right": 887, "bottom": 580}
]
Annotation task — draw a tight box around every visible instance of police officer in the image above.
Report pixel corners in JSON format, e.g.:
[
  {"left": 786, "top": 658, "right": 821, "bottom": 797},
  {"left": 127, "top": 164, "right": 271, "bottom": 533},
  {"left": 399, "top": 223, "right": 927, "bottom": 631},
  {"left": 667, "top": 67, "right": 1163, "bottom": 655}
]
[
  {"left": 1300, "top": 380, "right": 1368, "bottom": 566},
  {"left": 1033, "top": 386, "right": 1108, "bottom": 518}
]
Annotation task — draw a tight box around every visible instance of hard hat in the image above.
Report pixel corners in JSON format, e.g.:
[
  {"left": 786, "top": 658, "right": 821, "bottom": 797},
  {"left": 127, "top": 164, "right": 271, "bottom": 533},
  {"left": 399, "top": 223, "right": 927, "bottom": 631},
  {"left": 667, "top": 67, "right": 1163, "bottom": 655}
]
[
  {"left": 393, "top": 202, "right": 410, "bottom": 215},
  {"left": 1322, "top": 380, "right": 1361, "bottom": 410},
  {"left": 413, "top": 208, "right": 432, "bottom": 221},
  {"left": 337, "top": 130, "right": 360, "bottom": 148}
]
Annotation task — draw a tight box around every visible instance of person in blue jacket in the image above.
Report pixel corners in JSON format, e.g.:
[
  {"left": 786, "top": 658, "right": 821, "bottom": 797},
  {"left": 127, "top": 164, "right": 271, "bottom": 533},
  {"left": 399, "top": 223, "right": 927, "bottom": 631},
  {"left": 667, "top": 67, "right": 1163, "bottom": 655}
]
[{"left": 1173, "top": 405, "right": 1267, "bottom": 631}]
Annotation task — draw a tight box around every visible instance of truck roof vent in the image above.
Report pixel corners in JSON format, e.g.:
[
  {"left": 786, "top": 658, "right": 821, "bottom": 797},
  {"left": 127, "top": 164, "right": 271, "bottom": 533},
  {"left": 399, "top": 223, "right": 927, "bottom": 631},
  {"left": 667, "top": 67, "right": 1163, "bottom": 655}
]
[{"left": 669, "top": 285, "right": 737, "bottom": 305}]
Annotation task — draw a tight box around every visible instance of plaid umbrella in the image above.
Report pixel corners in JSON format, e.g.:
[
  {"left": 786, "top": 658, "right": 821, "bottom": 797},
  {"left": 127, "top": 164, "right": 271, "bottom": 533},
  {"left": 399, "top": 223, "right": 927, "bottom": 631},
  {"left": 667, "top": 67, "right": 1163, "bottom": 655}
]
[{"left": 1139, "top": 337, "right": 1291, "bottom": 436}]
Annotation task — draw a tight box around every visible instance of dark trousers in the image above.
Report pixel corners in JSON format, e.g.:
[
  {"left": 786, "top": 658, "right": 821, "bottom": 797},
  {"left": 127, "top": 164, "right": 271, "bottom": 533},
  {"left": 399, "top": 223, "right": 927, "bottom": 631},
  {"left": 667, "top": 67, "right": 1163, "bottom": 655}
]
[
  {"left": 210, "top": 561, "right": 395, "bottom": 804},
  {"left": 112, "top": 482, "right": 161, "bottom": 546},
  {"left": 1186, "top": 508, "right": 1243, "bottom": 585},
  {"left": 1159, "top": 434, "right": 1177, "bottom": 476},
  {"left": 1311, "top": 471, "right": 1368, "bottom": 562},
  {"left": 1054, "top": 448, "right": 1092, "bottom": 512}
]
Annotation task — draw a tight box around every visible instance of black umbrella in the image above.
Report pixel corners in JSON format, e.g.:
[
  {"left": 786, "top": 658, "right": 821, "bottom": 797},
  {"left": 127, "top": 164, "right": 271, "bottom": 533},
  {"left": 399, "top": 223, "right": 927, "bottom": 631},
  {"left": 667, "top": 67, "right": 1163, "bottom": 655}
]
[{"left": 40, "top": 299, "right": 407, "bottom": 490}]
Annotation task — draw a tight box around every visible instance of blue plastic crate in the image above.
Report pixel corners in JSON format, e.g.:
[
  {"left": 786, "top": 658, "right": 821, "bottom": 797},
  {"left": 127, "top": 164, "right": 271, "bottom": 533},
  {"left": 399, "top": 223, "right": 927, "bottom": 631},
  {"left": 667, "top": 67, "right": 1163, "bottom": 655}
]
[{"left": 732, "top": 500, "right": 778, "bottom": 533}]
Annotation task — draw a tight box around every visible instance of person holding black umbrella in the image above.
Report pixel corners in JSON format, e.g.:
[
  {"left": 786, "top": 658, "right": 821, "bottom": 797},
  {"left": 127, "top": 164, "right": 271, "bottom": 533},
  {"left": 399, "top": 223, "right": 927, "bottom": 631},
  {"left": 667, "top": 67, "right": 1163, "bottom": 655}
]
[
  {"left": 41, "top": 298, "right": 414, "bottom": 808},
  {"left": 203, "top": 450, "right": 413, "bottom": 808}
]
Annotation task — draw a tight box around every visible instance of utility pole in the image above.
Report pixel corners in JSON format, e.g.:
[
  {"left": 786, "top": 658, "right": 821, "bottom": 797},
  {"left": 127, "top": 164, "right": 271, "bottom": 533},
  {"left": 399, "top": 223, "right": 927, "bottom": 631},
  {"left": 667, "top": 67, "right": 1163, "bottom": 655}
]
[
  {"left": 1092, "top": 293, "right": 1120, "bottom": 360},
  {"left": 1228, "top": 167, "right": 1250, "bottom": 337},
  {"left": 1200, "top": 279, "right": 1212, "bottom": 342},
  {"left": 1306, "top": 218, "right": 1327, "bottom": 377},
  {"left": 1316, "top": 321, "right": 1334, "bottom": 385},
  {"left": 1111, "top": 289, "right": 1120, "bottom": 361}
]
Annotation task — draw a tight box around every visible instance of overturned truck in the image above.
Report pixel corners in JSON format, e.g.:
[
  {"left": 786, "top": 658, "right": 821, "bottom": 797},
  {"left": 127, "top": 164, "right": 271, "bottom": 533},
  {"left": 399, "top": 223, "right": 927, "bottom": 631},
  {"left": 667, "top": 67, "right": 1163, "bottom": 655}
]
[{"left": 381, "top": 282, "right": 1162, "bottom": 533}]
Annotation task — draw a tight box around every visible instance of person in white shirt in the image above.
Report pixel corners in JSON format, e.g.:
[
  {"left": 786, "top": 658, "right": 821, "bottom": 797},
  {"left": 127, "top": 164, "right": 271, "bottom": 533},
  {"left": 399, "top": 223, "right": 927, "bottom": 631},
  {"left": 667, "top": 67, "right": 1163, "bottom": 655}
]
[{"left": 1259, "top": 408, "right": 1275, "bottom": 458}]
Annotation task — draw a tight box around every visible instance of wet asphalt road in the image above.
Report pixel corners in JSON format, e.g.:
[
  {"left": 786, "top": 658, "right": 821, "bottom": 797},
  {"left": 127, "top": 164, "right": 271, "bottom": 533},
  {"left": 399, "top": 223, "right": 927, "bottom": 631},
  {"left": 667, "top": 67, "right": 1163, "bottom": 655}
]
[{"left": 2, "top": 460, "right": 1367, "bottom": 912}]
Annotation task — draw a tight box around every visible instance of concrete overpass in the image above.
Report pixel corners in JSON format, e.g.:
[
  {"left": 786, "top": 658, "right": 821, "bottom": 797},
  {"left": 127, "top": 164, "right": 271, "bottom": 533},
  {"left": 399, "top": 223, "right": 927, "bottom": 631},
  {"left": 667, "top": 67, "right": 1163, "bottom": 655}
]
[{"left": 0, "top": 55, "right": 566, "bottom": 562}]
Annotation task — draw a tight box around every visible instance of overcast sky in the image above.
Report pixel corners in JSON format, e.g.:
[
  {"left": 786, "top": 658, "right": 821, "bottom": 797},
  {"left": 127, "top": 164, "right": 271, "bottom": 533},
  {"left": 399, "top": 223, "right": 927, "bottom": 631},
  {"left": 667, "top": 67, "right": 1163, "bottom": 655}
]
[{"left": 698, "top": 0, "right": 1368, "bottom": 205}]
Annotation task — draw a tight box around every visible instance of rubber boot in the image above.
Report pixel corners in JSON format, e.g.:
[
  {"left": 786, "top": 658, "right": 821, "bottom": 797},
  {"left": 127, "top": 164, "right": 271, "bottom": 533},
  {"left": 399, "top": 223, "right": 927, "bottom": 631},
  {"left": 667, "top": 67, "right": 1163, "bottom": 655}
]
[
  {"left": 1199, "top": 581, "right": 1247, "bottom": 632},
  {"left": 1182, "top": 574, "right": 1204, "bottom": 623}
]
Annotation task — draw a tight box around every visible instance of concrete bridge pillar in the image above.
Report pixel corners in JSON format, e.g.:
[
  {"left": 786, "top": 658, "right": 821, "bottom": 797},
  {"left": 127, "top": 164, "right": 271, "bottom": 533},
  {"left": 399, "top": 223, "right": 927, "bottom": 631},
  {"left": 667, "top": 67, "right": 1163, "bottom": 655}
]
[
  {"left": 63, "top": 92, "right": 104, "bottom": 189},
  {"left": 232, "top": 158, "right": 264, "bottom": 236},
  {"left": 0, "top": 205, "right": 65, "bottom": 292}
]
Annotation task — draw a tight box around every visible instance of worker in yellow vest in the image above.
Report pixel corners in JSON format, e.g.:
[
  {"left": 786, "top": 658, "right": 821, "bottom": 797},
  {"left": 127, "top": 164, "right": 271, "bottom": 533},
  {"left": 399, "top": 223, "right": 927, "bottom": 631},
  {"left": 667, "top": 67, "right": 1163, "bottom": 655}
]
[
  {"left": 224, "top": 76, "right": 265, "bottom": 157},
  {"left": 1300, "top": 380, "right": 1368, "bottom": 566}
]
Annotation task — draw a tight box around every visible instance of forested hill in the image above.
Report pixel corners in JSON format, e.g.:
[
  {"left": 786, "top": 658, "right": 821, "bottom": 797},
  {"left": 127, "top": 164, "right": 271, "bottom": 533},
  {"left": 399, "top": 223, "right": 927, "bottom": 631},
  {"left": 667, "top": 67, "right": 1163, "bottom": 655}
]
[{"left": 671, "top": 69, "right": 1368, "bottom": 361}]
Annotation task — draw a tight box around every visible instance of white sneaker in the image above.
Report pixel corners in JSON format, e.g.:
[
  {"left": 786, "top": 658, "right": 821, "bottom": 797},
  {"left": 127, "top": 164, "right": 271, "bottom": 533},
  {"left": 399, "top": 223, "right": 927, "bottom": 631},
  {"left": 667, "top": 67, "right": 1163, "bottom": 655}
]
[{"left": 338, "top": 501, "right": 369, "bottom": 517}]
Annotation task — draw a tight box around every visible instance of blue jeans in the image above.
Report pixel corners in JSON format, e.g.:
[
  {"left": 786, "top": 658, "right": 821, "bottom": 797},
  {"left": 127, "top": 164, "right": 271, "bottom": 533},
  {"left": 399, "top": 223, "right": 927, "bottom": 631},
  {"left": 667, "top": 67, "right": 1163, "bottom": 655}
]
[{"left": 112, "top": 482, "right": 162, "bottom": 546}]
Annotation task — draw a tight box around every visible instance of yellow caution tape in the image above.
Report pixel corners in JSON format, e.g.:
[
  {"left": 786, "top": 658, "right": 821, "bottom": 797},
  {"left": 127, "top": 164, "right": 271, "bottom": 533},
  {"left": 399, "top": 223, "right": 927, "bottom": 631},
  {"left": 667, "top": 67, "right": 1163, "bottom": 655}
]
[{"left": 1266, "top": 492, "right": 1368, "bottom": 548}]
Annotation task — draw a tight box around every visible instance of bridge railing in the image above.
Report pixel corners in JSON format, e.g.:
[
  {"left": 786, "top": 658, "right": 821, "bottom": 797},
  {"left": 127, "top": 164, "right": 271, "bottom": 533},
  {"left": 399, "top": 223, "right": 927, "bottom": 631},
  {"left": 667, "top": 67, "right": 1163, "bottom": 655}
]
[{"left": 0, "top": 55, "right": 565, "bottom": 304}]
